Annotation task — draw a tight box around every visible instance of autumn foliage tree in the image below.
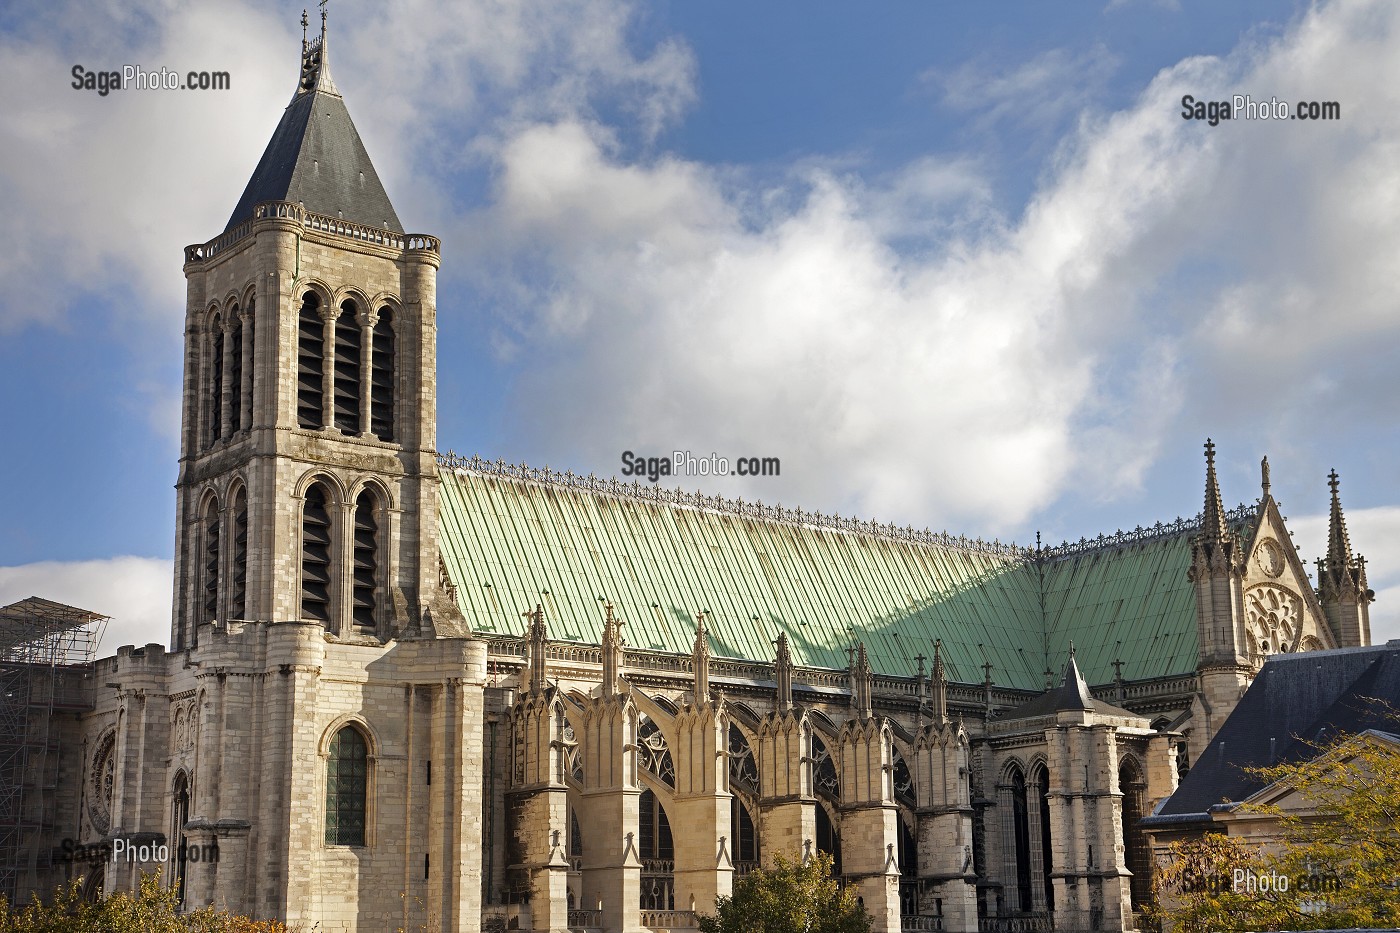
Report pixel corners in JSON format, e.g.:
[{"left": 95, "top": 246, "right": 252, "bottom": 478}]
[
  {"left": 1149, "top": 724, "right": 1400, "bottom": 932},
  {"left": 699, "top": 851, "right": 872, "bottom": 933},
  {"left": 0, "top": 871, "right": 296, "bottom": 933}
]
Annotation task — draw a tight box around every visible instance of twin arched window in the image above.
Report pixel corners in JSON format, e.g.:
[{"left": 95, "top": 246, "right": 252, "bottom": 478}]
[
  {"left": 300, "top": 480, "right": 384, "bottom": 635},
  {"left": 296, "top": 292, "right": 396, "bottom": 442},
  {"left": 203, "top": 299, "right": 254, "bottom": 449},
  {"left": 186, "top": 485, "right": 249, "bottom": 648},
  {"left": 325, "top": 725, "right": 368, "bottom": 846}
]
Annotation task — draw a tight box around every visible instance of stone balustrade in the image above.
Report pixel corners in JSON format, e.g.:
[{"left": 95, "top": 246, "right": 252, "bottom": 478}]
[{"left": 184, "top": 200, "right": 441, "bottom": 264}]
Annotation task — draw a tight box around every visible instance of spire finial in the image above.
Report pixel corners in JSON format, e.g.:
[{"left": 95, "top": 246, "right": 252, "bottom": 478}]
[
  {"left": 1324, "top": 469, "right": 1355, "bottom": 570},
  {"left": 774, "top": 632, "right": 794, "bottom": 714},
  {"left": 601, "top": 601, "right": 625, "bottom": 698},
  {"left": 1261, "top": 455, "right": 1271, "bottom": 498},
  {"left": 1201, "top": 437, "right": 1229, "bottom": 543},
  {"left": 930, "top": 638, "right": 948, "bottom": 726},
  {"left": 526, "top": 604, "right": 549, "bottom": 694},
  {"left": 301, "top": 9, "right": 309, "bottom": 50},
  {"left": 692, "top": 612, "right": 711, "bottom": 702}
]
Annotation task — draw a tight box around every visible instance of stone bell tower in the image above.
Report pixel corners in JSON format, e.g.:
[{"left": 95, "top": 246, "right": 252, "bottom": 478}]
[{"left": 173, "top": 6, "right": 458, "bottom": 647}]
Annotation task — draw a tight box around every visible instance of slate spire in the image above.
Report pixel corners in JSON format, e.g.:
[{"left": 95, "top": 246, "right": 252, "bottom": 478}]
[{"left": 224, "top": 6, "right": 402, "bottom": 232}]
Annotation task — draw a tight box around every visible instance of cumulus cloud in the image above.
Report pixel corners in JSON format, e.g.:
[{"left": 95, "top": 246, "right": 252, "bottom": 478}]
[
  {"left": 450, "top": 0, "right": 1400, "bottom": 537},
  {"left": 0, "top": 558, "right": 172, "bottom": 656}
]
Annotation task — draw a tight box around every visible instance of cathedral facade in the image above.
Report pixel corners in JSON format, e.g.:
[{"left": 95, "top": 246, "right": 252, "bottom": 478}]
[{"left": 55, "top": 16, "right": 1376, "bottom": 933}]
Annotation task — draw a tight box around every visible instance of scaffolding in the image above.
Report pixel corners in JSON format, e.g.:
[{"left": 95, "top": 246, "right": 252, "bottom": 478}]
[{"left": 0, "top": 597, "right": 106, "bottom": 905}]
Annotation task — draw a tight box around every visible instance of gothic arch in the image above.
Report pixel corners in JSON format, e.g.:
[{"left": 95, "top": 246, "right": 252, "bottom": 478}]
[
  {"left": 294, "top": 470, "right": 347, "bottom": 503},
  {"left": 1118, "top": 754, "right": 1151, "bottom": 911},
  {"left": 333, "top": 285, "right": 373, "bottom": 316},
  {"left": 347, "top": 475, "right": 397, "bottom": 512},
  {"left": 298, "top": 279, "right": 335, "bottom": 309},
  {"left": 318, "top": 714, "right": 381, "bottom": 760}
]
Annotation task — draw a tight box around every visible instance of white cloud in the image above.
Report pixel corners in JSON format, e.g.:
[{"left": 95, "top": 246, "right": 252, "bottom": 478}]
[
  {"left": 1288, "top": 506, "right": 1400, "bottom": 645},
  {"left": 451, "top": 0, "right": 1400, "bottom": 539},
  {"left": 0, "top": 558, "right": 172, "bottom": 657}
]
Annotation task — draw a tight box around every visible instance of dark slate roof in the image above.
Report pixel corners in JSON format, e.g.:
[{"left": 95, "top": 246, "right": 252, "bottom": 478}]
[
  {"left": 999, "top": 655, "right": 1138, "bottom": 720},
  {"left": 1152, "top": 640, "right": 1400, "bottom": 820},
  {"left": 225, "top": 36, "right": 402, "bottom": 233}
]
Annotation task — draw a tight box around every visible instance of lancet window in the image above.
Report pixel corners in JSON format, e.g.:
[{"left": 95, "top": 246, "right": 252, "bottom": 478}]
[{"left": 301, "top": 482, "right": 333, "bottom": 623}]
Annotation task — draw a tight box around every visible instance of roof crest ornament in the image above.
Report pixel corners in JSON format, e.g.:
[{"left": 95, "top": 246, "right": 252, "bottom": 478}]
[{"left": 1261, "top": 455, "right": 1271, "bottom": 499}]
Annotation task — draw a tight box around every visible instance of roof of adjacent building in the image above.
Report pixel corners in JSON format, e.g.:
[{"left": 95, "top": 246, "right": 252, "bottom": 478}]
[
  {"left": 436, "top": 458, "right": 1260, "bottom": 691},
  {"left": 225, "top": 29, "right": 401, "bottom": 233},
  {"left": 1152, "top": 641, "right": 1400, "bottom": 820}
]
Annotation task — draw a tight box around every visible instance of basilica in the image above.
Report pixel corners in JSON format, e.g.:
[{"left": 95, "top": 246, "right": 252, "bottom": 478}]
[{"left": 44, "top": 13, "right": 1376, "bottom": 933}]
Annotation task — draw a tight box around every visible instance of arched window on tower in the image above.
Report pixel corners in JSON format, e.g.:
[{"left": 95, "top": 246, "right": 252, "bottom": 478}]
[
  {"left": 351, "top": 489, "right": 381, "bottom": 634},
  {"left": 208, "top": 313, "right": 224, "bottom": 445},
  {"left": 370, "top": 307, "right": 395, "bottom": 441},
  {"left": 325, "top": 725, "right": 368, "bottom": 846},
  {"left": 200, "top": 496, "right": 220, "bottom": 624},
  {"left": 230, "top": 486, "right": 248, "bottom": 621},
  {"left": 815, "top": 802, "right": 842, "bottom": 876},
  {"left": 227, "top": 305, "right": 242, "bottom": 434},
  {"left": 297, "top": 293, "right": 324, "bottom": 429},
  {"left": 171, "top": 772, "right": 190, "bottom": 904},
  {"left": 1031, "top": 762, "right": 1054, "bottom": 911},
  {"left": 301, "top": 482, "right": 333, "bottom": 624},
  {"left": 1004, "top": 764, "right": 1032, "bottom": 913},
  {"left": 334, "top": 300, "right": 361, "bottom": 434}
]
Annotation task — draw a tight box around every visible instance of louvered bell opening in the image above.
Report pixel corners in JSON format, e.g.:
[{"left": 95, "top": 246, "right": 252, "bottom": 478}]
[
  {"left": 370, "top": 309, "right": 394, "bottom": 442},
  {"left": 351, "top": 493, "right": 378, "bottom": 633},
  {"left": 228, "top": 312, "right": 243, "bottom": 434},
  {"left": 301, "top": 485, "right": 332, "bottom": 623},
  {"left": 230, "top": 491, "right": 248, "bottom": 620},
  {"left": 297, "top": 294, "right": 324, "bottom": 429},
  {"left": 334, "top": 302, "right": 361, "bottom": 435},
  {"left": 209, "top": 323, "right": 224, "bottom": 445},
  {"left": 202, "top": 505, "right": 220, "bottom": 623}
]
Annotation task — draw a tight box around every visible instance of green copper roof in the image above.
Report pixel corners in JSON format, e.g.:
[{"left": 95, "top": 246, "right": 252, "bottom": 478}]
[{"left": 436, "top": 457, "right": 1260, "bottom": 692}]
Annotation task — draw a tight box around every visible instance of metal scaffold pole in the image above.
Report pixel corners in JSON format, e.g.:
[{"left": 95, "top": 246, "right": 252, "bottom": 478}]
[{"left": 0, "top": 598, "right": 106, "bottom": 905}]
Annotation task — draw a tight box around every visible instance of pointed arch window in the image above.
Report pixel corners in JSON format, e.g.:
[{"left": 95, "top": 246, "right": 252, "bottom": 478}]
[
  {"left": 334, "top": 300, "right": 362, "bottom": 434},
  {"left": 1119, "top": 757, "right": 1150, "bottom": 911},
  {"left": 227, "top": 305, "right": 243, "bottom": 434},
  {"left": 325, "top": 725, "right": 368, "bottom": 846},
  {"left": 200, "top": 497, "right": 220, "bottom": 623},
  {"left": 208, "top": 314, "right": 224, "bottom": 445},
  {"left": 1032, "top": 763, "right": 1053, "bottom": 910},
  {"left": 351, "top": 489, "right": 380, "bottom": 634},
  {"left": 230, "top": 487, "right": 248, "bottom": 621},
  {"left": 370, "top": 307, "right": 395, "bottom": 441},
  {"left": 301, "top": 482, "right": 333, "bottom": 623},
  {"left": 171, "top": 772, "right": 190, "bottom": 904},
  {"left": 297, "top": 293, "right": 324, "bottom": 429},
  {"left": 638, "top": 788, "right": 674, "bottom": 910}
]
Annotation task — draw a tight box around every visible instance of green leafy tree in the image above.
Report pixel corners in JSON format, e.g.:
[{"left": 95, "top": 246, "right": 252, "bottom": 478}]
[
  {"left": 0, "top": 871, "right": 298, "bottom": 933},
  {"left": 699, "top": 851, "right": 872, "bottom": 933},
  {"left": 1149, "top": 722, "right": 1400, "bottom": 932}
]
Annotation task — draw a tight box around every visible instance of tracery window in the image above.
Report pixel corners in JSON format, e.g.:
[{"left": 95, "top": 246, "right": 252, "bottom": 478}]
[
  {"left": 728, "top": 725, "right": 758, "bottom": 796},
  {"left": 892, "top": 750, "right": 915, "bottom": 808},
  {"left": 638, "top": 714, "right": 675, "bottom": 787},
  {"left": 172, "top": 772, "right": 191, "bottom": 904},
  {"left": 812, "top": 734, "right": 839, "bottom": 800},
  {"left": 325, "top": 725, "right": 369, "bottom": 846},
  {"left": 638, "top": 788, "right": 674, "bottom": 910},
  {"left": 301, "top": 482, "right": 333, "bottom": 623},
  {"left": 297, "top": 293, "right": 324, "bottom": 429}
]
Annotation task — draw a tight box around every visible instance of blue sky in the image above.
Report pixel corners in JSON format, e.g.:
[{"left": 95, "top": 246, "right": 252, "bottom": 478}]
[{"left": 1, "top": 0, "right": 1398, "bottom": 652}]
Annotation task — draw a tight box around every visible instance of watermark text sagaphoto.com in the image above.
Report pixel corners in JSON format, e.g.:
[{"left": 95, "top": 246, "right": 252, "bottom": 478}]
[
  {"left": 72, "top": 65, "right": 231, "bottom": 96},
  {"left": 620, "top": 450, "right": 780, "bottom": 484},
  {"left": 60, "top": 836, "right": 219, "bottom": 865},
  {"left": 1181, "top": 94, "right": 1341, "bottom": 125}
]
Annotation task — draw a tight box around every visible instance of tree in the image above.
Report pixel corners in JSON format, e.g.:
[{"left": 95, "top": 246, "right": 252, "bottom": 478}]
[
  {"left": 0, "top": 871, "right": 297, "bottom": 933},
  {"left": 699, "top": 851, "right": 872, "bottom": 933},
  {"left": 1149, "top": 725, "right": 1400, "bottom": 932}
]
